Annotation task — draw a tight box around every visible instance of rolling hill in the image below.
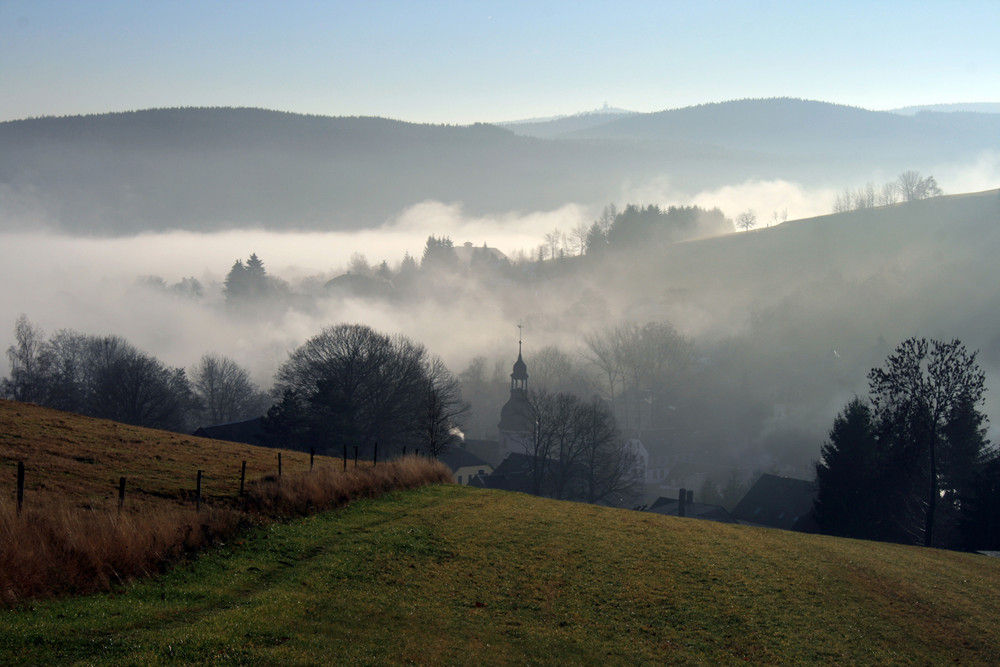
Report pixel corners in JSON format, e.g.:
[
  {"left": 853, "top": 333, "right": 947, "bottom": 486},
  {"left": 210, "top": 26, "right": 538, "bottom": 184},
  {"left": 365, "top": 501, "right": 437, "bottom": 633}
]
[
  {"left": 1, "top": 99, "right": 996, "bottom": 234},
  {"left": 564, "top": 98, "right": 1000, "bottom": 157},
  {"left": 1, "top": 483, "right": 998, "bottom": 664},
  {"left": 0, "top": 399, "right": 452, "bottom": 604},
  {"left": 2, "top": 389, "right": 999, "bottom": 663},
  {"left": 489, "top": 188, "right": 1000, "bottom": 472},
  {"left": 0, "top": 398, "right": 307, "bottom": 511}
]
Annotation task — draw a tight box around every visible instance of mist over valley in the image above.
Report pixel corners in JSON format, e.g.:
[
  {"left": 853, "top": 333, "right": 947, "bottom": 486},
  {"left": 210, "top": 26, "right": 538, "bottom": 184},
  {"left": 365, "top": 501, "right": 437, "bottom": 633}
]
[{"left": 3, "top": 102, "right": 999, "bottom": 489}]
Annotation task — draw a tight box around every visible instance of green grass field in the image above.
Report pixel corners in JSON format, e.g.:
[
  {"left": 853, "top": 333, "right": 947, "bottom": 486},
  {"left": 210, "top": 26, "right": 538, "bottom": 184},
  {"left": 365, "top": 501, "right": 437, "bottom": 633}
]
[{"left": 3, "top": 483, "right": 999, "bottom": 665}]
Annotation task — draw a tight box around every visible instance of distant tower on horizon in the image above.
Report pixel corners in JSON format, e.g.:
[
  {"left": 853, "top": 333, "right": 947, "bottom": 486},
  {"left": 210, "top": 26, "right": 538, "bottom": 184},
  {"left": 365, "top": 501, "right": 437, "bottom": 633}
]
[{"left": 497, "top": 324, "right": 532, "bottom": 461}]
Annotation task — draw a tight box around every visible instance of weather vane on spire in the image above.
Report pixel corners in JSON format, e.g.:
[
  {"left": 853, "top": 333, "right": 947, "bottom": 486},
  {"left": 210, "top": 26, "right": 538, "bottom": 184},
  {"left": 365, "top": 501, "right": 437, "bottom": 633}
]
[{"left": 517, "top": 321, "right": 523, "bottom": 353}]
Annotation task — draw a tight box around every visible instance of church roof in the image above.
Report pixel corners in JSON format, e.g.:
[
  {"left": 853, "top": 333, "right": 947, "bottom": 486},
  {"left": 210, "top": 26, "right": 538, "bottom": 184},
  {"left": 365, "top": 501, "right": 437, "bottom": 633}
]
[{"left": 511, "top": 350, "right": 528, "bottom": 381}]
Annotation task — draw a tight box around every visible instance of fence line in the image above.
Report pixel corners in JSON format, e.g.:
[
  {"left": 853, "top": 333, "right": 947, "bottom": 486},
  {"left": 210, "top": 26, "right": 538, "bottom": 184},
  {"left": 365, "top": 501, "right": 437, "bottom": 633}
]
[{"left": 8, "top": 448, "right": 428, "bottom": 515}]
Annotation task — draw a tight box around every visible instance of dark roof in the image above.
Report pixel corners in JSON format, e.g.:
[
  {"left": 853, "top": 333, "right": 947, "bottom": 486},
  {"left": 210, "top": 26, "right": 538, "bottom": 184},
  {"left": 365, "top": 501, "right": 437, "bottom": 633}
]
[
  {"left": 731, "top": 474, "right": 817, "bottom": 531},
  {"left": 462, "top": 439, "right": 500, "bottom": 467},
  {"left": 454, "top": 243, "right": 509, "bottom": 266},
  {"left": 438, "top": 446, "right": 492, "bottom": 472},
  {"left": 470, "top": 452, "right": 535, "bottom": 494},
  {"left": 193, "top": 417, "right": 267, "bottom": 447},
  {"left": 647, "top": 497, "right": 737, "bottom": 523},
  {"left": 492, "top": 452, "right": 534, "bottom": 476}
]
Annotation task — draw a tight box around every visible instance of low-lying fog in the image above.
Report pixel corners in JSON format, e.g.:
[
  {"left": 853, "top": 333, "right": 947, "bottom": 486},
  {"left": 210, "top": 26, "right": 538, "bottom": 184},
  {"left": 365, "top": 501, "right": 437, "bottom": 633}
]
[
  {"left": 3, "top": 161, "right": 999, "bottom": 480},
  {"left": 0, "top": 178, "right": 850, "bottom": 378}
]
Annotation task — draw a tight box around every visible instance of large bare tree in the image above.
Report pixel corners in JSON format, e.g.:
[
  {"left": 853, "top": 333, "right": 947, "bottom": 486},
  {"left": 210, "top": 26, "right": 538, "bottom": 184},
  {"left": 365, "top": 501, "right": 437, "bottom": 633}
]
[
  {"left": 896, "top": 171, "right": 943, "bottom": 201},
  {"left": 417, "top": 355, "right": 470, "bottom": 458},
  {"left": 2, "top": 315, "right": 49, "bottom": 403},
  {"left": 190, "top": 353, "right": 269, "bottom": 425}
]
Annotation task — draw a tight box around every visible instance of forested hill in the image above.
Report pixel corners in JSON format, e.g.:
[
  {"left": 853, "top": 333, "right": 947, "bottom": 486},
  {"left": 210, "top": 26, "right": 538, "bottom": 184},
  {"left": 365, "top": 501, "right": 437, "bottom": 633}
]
[
  {"left": 561, "top": 98, "right": 1000, "bottom": 158},
  {"left": 0, "top": 100, "right": 997, "bottom": 235},
  {"left": 0, "top": 108, "right": 592, "bottom": 234}
]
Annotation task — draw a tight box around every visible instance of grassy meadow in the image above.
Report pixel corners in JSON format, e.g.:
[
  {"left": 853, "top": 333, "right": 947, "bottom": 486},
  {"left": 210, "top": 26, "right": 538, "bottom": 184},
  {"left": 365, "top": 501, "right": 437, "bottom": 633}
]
[
  {"left": 0, "top": 399, "right": 316, "bottom": 510},
  {"left": 2, "top": 483, "right": 999, "bottom": 665},
  {"left": 0, "top": 399, "right": 452, "bottom": 603}
]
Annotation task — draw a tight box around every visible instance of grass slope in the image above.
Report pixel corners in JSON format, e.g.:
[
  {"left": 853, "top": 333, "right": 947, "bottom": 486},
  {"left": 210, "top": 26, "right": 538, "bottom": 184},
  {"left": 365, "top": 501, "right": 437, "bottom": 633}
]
[
  {"left": 3, "top": 484, "right": 998, "bottom": 665},
  {"left": 0, "top": 399, "right": 323, "bottom": 511}
]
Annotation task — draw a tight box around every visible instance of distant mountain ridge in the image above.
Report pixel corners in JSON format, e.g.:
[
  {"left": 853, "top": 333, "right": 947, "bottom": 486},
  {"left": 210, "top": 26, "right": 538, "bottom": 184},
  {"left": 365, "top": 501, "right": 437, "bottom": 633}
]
[
  {"left": 498, "top": 105, "right": 639, "bottom": 137},
  {"left": 889, "top": 103, "right": 1000, "bottom": 115},
  {"left": 561, "top": 98, "right": 1000, "bottom": 156},
  {"left": 0, "top": 99, "right": 997, "bottom": 235}
]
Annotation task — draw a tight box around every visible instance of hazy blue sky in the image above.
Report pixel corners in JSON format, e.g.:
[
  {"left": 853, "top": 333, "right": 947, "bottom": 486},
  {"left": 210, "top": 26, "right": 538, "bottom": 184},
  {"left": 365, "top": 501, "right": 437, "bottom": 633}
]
[{"left": 2, "top": 0, "right": 998, "bottom": 124}]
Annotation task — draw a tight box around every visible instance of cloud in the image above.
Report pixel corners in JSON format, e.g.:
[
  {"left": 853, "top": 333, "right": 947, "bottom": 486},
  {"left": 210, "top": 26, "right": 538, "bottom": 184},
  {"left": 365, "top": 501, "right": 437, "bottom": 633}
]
[
  {"left": 383, "top": 200, "right": 590, "bottom": 259},
  {"left": 936, "top": 150, "right": 1000, "bottom": 194},
  {"left": 687, "top": 179, "right": 839, "bottom": 225}
]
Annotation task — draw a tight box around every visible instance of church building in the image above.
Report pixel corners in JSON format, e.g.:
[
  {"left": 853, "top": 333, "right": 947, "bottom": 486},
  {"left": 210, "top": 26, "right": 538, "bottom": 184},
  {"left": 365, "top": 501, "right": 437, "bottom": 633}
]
[{"left": 497, "top": 341, "right": 533, "bottom": 461}]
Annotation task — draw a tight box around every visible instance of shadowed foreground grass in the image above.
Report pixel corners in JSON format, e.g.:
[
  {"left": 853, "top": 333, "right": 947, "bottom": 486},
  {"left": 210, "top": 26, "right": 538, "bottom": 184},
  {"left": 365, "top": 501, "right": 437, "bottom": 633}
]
[
  {"left": 2, "top": 484, "right": 999, "bottom": 665},
  {"left": 0, "top": 457, "right": 451, "bottom": 604}
]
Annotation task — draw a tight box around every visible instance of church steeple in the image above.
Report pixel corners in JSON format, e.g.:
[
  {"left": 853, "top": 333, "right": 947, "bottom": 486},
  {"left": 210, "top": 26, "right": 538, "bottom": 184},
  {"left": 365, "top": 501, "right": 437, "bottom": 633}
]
[
  {"left": 510, "top": 324, "right": 528, "bottom": 392},
  {"left": 499, "top": 323, "right": 532, "bottom": 440}
]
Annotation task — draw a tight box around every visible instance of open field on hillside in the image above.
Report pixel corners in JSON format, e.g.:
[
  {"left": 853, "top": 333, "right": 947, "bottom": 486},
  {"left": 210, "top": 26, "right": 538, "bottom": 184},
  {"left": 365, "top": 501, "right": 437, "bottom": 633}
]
[
  {"left": 0, "top": 400, "right": 451, "bottom": 603},
  {"left": 3, "top": 484, "right": 998, "bottom": 665},
  {"left": 0, "top": 399, "right": 324, "bottom": 511}
]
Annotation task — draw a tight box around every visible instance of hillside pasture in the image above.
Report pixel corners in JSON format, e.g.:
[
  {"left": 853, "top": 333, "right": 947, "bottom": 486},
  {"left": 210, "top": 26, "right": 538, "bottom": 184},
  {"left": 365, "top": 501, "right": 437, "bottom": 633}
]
[
  {"left": 0, "top": 400, "right": 452, "bottom": 603},
  {"left": 2, "top": 484, "right": 999, "bottom": 665},
  {"left": 0, "top": 399, "right": 314, "bottom": 511}
]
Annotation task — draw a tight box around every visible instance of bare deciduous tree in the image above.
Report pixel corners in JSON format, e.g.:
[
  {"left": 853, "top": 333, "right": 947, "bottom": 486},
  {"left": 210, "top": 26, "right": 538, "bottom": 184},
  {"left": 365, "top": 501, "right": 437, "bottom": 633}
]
[
  {"left": 2, "top": 315, "right": 49, "bottom": 403},
  {"left": 191, "top": 353, "right": 269, "bottom": 425},
  {"left": 271, "top": 323, "right": 464, "bottom": 458},
  {"left": 897, "top": 170, "right": 943, "bottom": 202},
  {"left": 735, "top": 209, "right": 757, "bottom": 232},
  {"left": 569, "top": 221, "right": 590, "bottom": 256},
  {"left": 543, "top": 229, "right": 564, "bottom": 260},
  {"left": 583, "top": 321, "right": 694, "bottom": 431},
  {"left": 877, "top": 181, "right": 899, "bottom": 207},
  {"left": 418, "top": 356, "right": 470, "bottom": 457},
  {"left": 853, "top": 182, "right": 877, "bottom": 210},
  {"left": 833, "top": 189, "right": 853, "bottom": 213}
]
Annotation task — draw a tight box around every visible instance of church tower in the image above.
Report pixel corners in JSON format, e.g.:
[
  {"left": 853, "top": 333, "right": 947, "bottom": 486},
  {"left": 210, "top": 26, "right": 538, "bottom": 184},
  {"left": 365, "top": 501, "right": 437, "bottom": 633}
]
[{"left": 497, "top": 330, "right": 533, "bottom": 461}]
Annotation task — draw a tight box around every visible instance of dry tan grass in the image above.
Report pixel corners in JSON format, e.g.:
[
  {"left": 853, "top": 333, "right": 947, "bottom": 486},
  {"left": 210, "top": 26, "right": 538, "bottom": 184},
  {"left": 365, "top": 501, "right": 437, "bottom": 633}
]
[
  {"left": 0, "top": 500, "right": 244, "bottom": 605},
  {"left": 0, "top": 456, "right": 452, "bottom": 605},
  {"left": 0, "top": 400, "right": 454, "bottom": 604},
  {"left": 243, "top": 455, "right": 454, "bottom": 516}
]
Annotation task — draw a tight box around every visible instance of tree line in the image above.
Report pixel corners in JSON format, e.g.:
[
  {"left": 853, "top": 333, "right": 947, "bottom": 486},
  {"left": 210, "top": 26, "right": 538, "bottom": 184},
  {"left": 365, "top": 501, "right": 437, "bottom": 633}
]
[
  {"left": 813, "top": 337, "right": 1000, "bottom": 551},
  {"left": 833, "top": 170, "right": 943, "bottom": 214},
  {"left": 2, "top": 318, "right": 470, "bottom": 462}
]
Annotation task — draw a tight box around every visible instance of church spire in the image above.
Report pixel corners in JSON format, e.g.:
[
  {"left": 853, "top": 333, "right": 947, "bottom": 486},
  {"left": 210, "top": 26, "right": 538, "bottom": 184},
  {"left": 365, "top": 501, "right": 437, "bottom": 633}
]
[{"left": 511, "top": 322, "right": 528, "bottom": 391}]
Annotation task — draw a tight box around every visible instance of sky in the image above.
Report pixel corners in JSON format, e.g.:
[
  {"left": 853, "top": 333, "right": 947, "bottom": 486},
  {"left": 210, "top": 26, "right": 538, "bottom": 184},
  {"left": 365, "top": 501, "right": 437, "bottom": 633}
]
[{"left": 1, "top": 0, "right": 998, "bottom": 125}]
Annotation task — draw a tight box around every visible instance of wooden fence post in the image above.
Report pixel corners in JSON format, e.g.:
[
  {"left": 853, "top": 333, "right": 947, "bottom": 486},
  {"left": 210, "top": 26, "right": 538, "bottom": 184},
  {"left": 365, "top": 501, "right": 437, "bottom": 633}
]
[
  {"left": 373, "top": 442, "right": 378, "bottom": 466},
  {"left": 16, "top": 461, "right": 25, "bottom": 515},
  {"left": 196, "top": 469, "right": 203, "bottom": 512},
  {"left": 118, "top": 476, "right": 126, "bottom": 513},
  {"left": 354, "top": 446, "right": 358, "bottom": 468},
  {"left": 342, "top": 443, "right": 347, "bottom": 471},
  {"left": 310, "top": 448, "right": 315, "bottom": 470},
  {"left": 239, "top": 460, "right": 247, "bottom": 497},
  {"left": 278, "top": 452, "right": 282, "bottom": 478}
]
